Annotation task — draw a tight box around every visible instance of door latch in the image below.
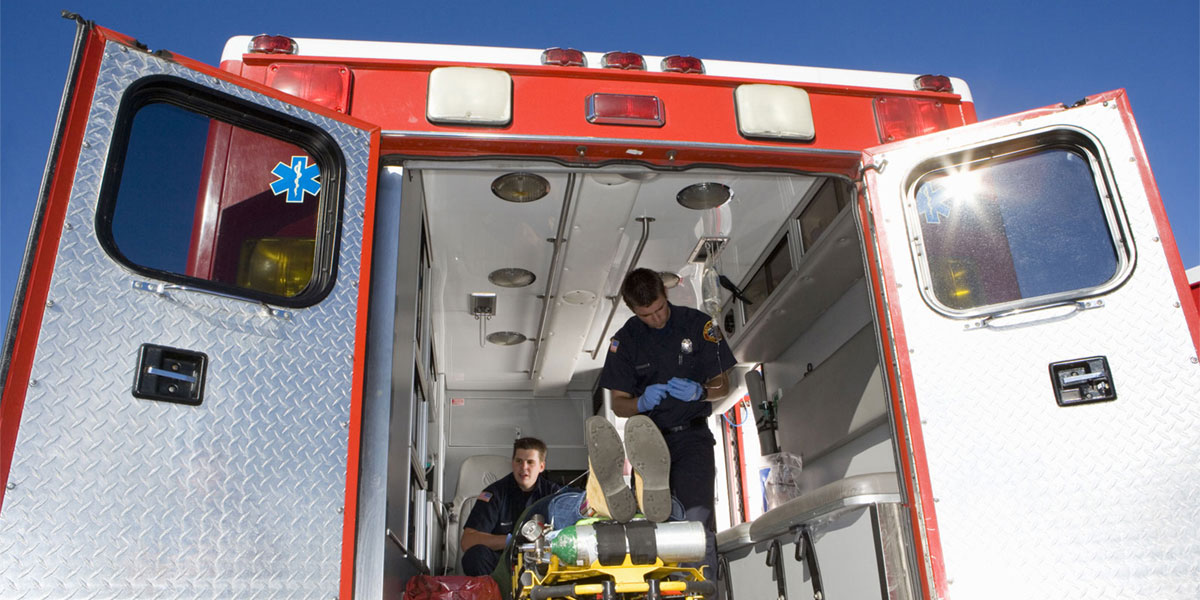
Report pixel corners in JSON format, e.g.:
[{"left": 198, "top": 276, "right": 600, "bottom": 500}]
[
  {"left": 1049, "top": 356, "right": 1116, "bottom": 406},
  {"left": 133, "top": 344, "right": 208, "bottom": 405}
]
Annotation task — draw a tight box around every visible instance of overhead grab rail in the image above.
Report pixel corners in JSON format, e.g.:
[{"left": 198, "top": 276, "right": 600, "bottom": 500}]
[
  {"left": 528, "top": 174, "right": 578, "bottom": 379},
  {"left": 589, "top": 216, "right": 654, "bottom": 360}
]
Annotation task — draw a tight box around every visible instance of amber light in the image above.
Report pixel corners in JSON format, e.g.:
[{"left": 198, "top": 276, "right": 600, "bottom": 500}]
[
  {"left": 874, "top": 96, "right": 950, "bottom": 143},
  {"left": 248, "top": 34, "right": 298, "bottom": 55},
  {"left": 237, "top": 238, "right": 315, "bottom": 297},
  {"left": 542, "top": 48, "right": 586, "bottom": 67},
  {"left": 586, "top": 93, "right": 664, "bottom": 127},
  {"left": 601, "top": 51, "right": 646, "bottom": 70}
]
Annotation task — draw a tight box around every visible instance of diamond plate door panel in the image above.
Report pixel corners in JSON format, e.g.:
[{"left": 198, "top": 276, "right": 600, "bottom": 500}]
[
  {"left": 865, "top": 94, "right": 1200, "bottom": 598},
  {"left": 1, "top": 39, "right": 374, "bottom": 599}
]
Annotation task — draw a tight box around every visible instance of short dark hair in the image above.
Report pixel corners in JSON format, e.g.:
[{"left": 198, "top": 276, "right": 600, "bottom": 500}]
[
  {"left": 621, "top": 268, "right": 666, "bottom": 309},
  {"left": 513, "top": 437, "right": 547, "bottom": 462}
]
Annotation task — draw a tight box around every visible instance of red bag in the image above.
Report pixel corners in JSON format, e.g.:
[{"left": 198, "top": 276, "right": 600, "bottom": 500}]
[{"left": 403, "top": 575, "right": 501, "bottom": 600}]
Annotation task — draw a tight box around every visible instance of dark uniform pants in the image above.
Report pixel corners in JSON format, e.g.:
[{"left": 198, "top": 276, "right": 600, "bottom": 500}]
[
  {"left": 667, "top": 429, "right": 717, "bottom": 576},
  {"left": 462, "top": 544, "right": 500, "bottom": 577}
]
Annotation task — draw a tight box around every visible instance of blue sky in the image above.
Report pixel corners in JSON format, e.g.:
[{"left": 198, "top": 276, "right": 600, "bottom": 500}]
[{"left": 3, "top": 1, "right": 1197, "bottom": 325}]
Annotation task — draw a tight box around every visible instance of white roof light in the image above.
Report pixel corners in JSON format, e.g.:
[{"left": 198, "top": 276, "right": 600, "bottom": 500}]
[
  {"left": 734, "top": 84, "right": 815, "bottom": 141},
  {"left": 427, "top": 67, "right": 512, "bottom": 126}
]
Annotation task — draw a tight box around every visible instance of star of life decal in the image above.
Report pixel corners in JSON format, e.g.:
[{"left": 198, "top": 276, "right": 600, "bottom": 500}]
[
  {"left": 915, "top": 184, "right": 952, "bottom": 224},
  {"left": 270, "top": 155, "right": 321, "bottom": 204}
]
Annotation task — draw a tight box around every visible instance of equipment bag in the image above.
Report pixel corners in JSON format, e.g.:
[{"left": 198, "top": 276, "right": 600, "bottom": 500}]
[{"left": 403, "top": 575, "right": 501, "bottom": 600}]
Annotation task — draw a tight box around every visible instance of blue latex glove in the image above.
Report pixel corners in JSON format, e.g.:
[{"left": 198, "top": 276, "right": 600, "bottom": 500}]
[
  {"left": 667, "top": 377, "right": 705, "bottom": 402},
  {"left": 637, "top": 383, "right": 669, "bottom": 412}
]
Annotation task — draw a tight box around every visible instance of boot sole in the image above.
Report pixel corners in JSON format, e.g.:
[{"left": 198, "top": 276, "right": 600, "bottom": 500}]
[
  {"left": 624, "top": 415, "right": 672, "bottom": 522},
  {"left": 585, "top": 416, "right": 636, "bottom": 522}
]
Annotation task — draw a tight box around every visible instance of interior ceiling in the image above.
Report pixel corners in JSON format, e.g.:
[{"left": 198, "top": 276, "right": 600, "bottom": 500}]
[{"left": 420, "top": 161, "right": 820, "bottom": 396}]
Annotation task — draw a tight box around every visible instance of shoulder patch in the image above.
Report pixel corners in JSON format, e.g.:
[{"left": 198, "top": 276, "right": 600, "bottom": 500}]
[
  {"left": 477, "top": 491, "right": 492, "bottom": 502},
  {"left": 703, "top": 320, "right": 722, "bottom": 343},
  {"left": 609, "top": 338, "right": 620, "bottom": 353}
]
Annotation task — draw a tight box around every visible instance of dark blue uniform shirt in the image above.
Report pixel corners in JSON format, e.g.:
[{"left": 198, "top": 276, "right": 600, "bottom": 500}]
[
  {"left": 597, "top": 303, "right": 737, "bottom": 433},
  {"left": 463, "top": 473, "right": 561, "bottom": 536}
]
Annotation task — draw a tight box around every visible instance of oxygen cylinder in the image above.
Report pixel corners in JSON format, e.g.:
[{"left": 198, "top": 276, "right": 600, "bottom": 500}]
[{"left": 549, "top": 521, "right": 706, "bottom": 566}]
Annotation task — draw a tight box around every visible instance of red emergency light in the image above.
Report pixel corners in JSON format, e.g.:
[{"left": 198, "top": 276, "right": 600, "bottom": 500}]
[
  {"left": 265, "top": 63, "right": 352, "bottom": 112},
  {"left": 248, "top": 34, "right": 298, "bottom": 55},
  {"left": 874, "top": 96, "right": 950, "bottom": 143},
  {"left": 601, "top": 51, "right": 646, "bottom": 70},
  {"left": 586, "top": 93, "right": 664, "bottom": 126},
  {"left": 914, "top": 74, "right": 953, "bottom": 93},
  {"left": 661, "top": 55, "right": 704, "bottom": 74},
  {"left": 541, "top": 48, "right": 587, "bottom": 67}
]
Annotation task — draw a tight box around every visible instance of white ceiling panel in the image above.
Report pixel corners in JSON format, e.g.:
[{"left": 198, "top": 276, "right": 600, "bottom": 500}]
[{"left": 422, "top": 162, "right": 823, "bottom": 393}]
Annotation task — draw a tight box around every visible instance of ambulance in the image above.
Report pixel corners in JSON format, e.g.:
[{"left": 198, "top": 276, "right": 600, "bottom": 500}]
[{"left": 2, "top": 13, "right": 1198, "bottom": 600}]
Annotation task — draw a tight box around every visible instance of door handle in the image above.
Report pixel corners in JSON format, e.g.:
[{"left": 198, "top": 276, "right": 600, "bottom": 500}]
[
  {"left": 133, "top": 344, "right": 208, "bottom": 406},
  {"left": 145, "top": 366, "right": 198, "bottom": 384}
]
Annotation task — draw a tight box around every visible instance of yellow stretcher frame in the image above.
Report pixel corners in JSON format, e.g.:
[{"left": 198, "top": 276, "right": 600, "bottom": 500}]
[{"left": 513, "top": 549, "right": 713, "bottom": 600}]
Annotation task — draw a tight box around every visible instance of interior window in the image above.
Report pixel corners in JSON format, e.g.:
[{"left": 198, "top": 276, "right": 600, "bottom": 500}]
[
  {"left": 798, "top": 179, "right": 847, "bottom": 251},
  {"left": 742, "top": 234, "right": 792, "bottom": 322},
  {"left": 100, "top": 84, "right": 338, "bottom": 306},
  {"left": 912, "top": 147, "right": 1122, "bottom": 313}
]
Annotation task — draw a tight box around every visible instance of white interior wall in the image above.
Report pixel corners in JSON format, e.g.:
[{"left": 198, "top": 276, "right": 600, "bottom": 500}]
[{"left": 442, "top": 390, "right": 590, "bottom": 500}]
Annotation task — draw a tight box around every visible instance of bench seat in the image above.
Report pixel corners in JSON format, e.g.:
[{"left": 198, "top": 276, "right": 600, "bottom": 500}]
[{"left": 748, "top": 472, "right": 899, "bottom": 542}]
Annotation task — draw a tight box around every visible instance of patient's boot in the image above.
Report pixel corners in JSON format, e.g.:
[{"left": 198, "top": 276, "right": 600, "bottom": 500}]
[
  {"left": 584, "top": 416, "right": 636, "bottom": 523},
  {"left": 624, "top": 415, "right": 672, "bottom": 522}
]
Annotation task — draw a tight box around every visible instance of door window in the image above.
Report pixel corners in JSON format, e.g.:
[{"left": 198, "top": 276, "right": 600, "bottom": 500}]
[
  {"left": 908, "top": 136, "right": 1129, "bottom": 315},
  {"left": 98, "top": 78, "right": 342, "bottom": 306}
]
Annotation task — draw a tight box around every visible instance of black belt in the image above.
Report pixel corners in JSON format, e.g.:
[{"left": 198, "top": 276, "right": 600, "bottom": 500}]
[{"left": 663, "top": 418, "right": 707, "bottom": 434}]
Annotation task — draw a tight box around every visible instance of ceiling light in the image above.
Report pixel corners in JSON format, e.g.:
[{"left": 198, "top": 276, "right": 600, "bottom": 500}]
[
  {"left": 491, "top": 172, "right": 550, "bottom": 203},
  {"left": 486, "top": 331, "right": 527, "bottom": 345},
  {"left": 677, "top": 182, "right": 733, "bottom": 210},
  {"left": 660, "top": 272, "right": 681, "bottom": 288},
  {"left": 562, "top": 290, "right": 597, "bottom": 305},
  {"left": 488, "top": 267, "right": 537, "bottom": 288}
]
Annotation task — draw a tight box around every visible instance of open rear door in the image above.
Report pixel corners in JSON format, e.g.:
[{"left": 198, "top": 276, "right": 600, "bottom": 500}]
[
  {"left": 859, "top": 89, "right": 1200, "bottom": 598},
  {"left": 1, "top": 20, "right": 379, "bottom": 598}
]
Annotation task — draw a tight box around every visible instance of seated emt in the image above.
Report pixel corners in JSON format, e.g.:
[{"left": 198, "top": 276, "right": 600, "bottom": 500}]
[
  {"left": 460, "top": 437, "right": 562, "bottom": 576},
  {"left": 597, "top": 267, "right": 738, "bottom": 573},
  {"left": 491, "top": 416, "right": 686, "bottom": 599}
]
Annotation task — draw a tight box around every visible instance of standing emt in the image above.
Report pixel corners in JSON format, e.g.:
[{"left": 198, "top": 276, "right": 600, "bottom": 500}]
[{"left": 597, "top": 267, "right": 737, "bottom": 575}]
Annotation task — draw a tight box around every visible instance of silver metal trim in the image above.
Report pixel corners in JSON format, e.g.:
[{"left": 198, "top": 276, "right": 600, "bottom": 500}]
[
  {"left": 874, "top": 503, "right": 918, "bottom": 600},
  {"left": 529, "top": 174, "right": 577, "bottom": 378},
  {"left": 383, "top": 166, "right": 429, "bottom": 578},
  {"left": 355, "top": 166, "right": 407, "bottom": 597},
  {"left": 856, "top": 176, "right": 927, "bottom": 599},
  {"left": 589, "top": 217, "right": 654, "bottom": 359},
  {"left": 380, "top": 129, "right": 862, "bottom": 158},
  {"left": 962, "top": 298, "right": 1104, "bottom": 331},
  {"left": 145, "top": 366, "right": 197, "bottom": 383},
  {"left": 131, "top": 280, "right": 292, "bottom": 319}
]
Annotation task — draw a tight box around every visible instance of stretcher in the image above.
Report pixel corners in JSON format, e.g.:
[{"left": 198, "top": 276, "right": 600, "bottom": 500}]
[{"left": 511, "top": 516, "right": 715, "bottom": 600}]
